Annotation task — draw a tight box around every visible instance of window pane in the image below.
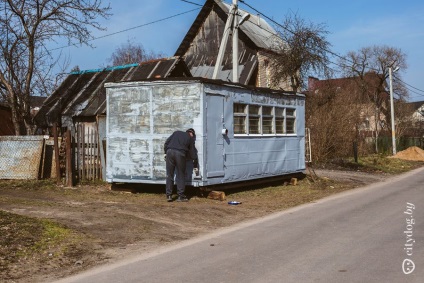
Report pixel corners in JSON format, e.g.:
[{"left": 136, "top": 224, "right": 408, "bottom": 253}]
[
  {"left": 275, "top": 107, "right": 284, "bottom": 117},
  {"left": 234, "top": 116, "right": 246, "bottom": 134},
  {"left": 234, "top": 103, "right": 247, "bottom": 114},
  {"left": 250, "top": 105, "right": 260, "bottom": 115},
  {"left": 286, "top": 118, "right": 295, "bottom": 134},
  {"left": 286, "top": 108, "right": 295, "bottom": 117},
  {"left": 276, "top": 118, "right": 284, "bottom": 134},
  {"left": 263, "top": 117, "right": 273, "bottom": 134},
  {"left": 249, "top": 116, "right": 260, "bottom": 134},
  {"left": 249, "top": 105, "right": 260, "bottom": 134},
  {"left": 234, "top": 103, "right": 247, "bottom": 134},
  {"left": 262, "top": 106, "right": 273, "bottom": 134},
  {"left": 262, "top": 106, "right": 272, "bottom": 116}
]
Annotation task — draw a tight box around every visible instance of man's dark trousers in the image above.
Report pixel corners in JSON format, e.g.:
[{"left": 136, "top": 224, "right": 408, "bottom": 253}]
[{"left": 165, "top": 149, "right": 187, "bottom": 197}]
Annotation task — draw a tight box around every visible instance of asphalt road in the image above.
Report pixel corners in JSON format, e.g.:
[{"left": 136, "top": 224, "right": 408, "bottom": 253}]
[{"left": 55, "top": 167, "right": 424, "bottom": 283}]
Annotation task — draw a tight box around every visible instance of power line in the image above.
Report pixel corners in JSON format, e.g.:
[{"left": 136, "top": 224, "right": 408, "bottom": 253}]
[
  {"left": 394, "top": 75, "right": 424, "bottom": 93},
  {"left": 48, "top": 7, "right": 201, "bottom": 52},
  {"left": 180, "top": 0, "right": 203, "bottom": 6},
  {"left": 239, "top": 0, "right": 348, "bottom": 63},
  {"left": 239, "top": 0, "right": 424, "bottom": 97},
  {"left": 400, "top": 84, "right": 424, "bottom": 97}
]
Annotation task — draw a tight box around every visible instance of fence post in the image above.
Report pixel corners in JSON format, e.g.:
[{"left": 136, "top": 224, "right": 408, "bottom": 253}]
[
  {"left": 52, "top": 123, "right": 61, "bottom": 185},
  {"left": 66, "top": 129, "right": 73, "bottom": 187},
  {"left": 353, "top": 141, "right": 358, "bottom": 163}
]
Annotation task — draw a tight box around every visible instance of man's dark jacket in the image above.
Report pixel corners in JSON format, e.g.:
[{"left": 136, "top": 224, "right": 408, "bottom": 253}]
[{"left": 164, "top": 131, "right": 197, "bottom": 160}]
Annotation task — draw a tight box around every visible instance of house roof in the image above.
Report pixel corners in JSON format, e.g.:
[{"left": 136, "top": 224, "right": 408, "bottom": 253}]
[
  {"left": 220, "top": 2, "right": 280, "bottom": 50},
  {"left": 307, "top": 73, "right": 389, "bottom": 101},
  {"left": 35, "top": 57, "right": 191, "bottom": 128},
  {"left": 29, "top": 96, "right": 47, "bottom": 108},
  {"left": 407, "top": 101, "right": 424, "bottom": 111},
  {"left": 174, "top": 0, "right": 282, "bottom": 84},
  {"left": 175, "top": 0, "right": 280, "bottom": 56}
]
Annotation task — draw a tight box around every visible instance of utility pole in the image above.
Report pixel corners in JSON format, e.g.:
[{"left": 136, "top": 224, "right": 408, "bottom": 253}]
[
  {"left": 212, "top": 0, "right": 249, "bottom": 83},
  {"left": 232, "top": 0, "right": 239, "bottom": 82},
  {"left": 389, "top": 66, "right": 399, "bottom": 155},
  {"left": 212, "top": 0, "right": 237, "bottom": 81}
]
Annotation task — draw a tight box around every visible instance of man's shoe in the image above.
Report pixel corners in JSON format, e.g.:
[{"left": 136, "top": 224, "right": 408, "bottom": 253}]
[
  {"left": 176, "top": 196, "right": 189, "bottom": 202},
  {"left": 166, "top": 195, "right": 173, "bottom": 202}
]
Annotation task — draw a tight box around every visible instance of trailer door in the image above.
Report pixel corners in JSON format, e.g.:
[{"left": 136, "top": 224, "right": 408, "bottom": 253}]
[{"left": 205, "top": 95, "right": 225, "bottom": 178}]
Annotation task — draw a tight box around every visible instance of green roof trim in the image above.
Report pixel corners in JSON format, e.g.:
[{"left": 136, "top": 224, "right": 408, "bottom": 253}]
[{"left": 70, "top": 63, "right": 138, "bottom": 75}]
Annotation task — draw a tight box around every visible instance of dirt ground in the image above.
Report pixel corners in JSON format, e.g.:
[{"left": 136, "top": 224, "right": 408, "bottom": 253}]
[{"left": 0, "top": 169, "right": 393, "bottom": 282}]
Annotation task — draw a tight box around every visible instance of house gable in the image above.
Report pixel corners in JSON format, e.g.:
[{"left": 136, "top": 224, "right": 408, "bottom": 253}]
[
  {"left": 408, "top": 101, "right": 424, "bottom": 121},
  {"left": 174, "top": 0, "right": 282, "bottom": 87}
]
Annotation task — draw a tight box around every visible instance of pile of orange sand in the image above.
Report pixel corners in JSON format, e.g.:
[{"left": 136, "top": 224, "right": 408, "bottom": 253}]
[{"left": 389, "top": 146, "right": 424, "bottom": 161}]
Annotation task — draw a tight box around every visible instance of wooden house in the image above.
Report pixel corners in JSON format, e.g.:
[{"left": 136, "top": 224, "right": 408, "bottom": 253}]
[{"left": 174, "top": 0, "right": 289, "bottom": 89}]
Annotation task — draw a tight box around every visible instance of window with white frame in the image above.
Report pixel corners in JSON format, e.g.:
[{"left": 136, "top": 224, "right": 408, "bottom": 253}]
[
  {"left": 248, "top": 105, "right": 260, "bottom": 134},
  {"left": 234, "top": 103, "right": 247, "bottom": 134},
  {"left": 286, "top": 108, "right": 296, "bottom": 134},
  {"left": 262, "top": 106, "right": 273, "bottom": 134},
  {"left": 275, "top": 107, "right": 285, "bottom": 134},
  {"left": 233, "top": 103, "right": 296, "bottom": 136}
]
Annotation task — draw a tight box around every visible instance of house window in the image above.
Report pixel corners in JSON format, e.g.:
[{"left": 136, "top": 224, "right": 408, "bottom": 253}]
[
  {"left": 275, "top": 107, "right": 285, "bottom": 134},
  {"left": 286, "top": 108, "right": 296, "bottom": 134},
  {"left": 234, "top": 103, "right": 247, "bottom": 134},
  {"left": 262, "top": 106, "right": 273, "bottom": 134},
  {"left": 364, "top": 118, "right": 370, "bottom": 129},
  {"left": 249, "top": 105, "right": 261, "bottom": 134}
]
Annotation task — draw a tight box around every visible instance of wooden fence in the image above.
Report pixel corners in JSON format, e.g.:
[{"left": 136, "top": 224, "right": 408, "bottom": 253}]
[{"left": 74, "top": 123, "right": 102, "bottom": 182}]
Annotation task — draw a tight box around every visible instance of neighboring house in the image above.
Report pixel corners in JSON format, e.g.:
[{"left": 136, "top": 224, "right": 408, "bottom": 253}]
[
  {"left": 29, "top": 96, "right": 47, "bottom": 117},
  {"left": 408, "top": 101, "right": 424, "bottom": 124},
  {"left": 402, "top": 101, "right": 424, "bottom": 145},
  {"left": 34, "top": 57, "right": 191, "bottom": 131},
  {"left": 0, "top": 96, "right": 46, "bottom": 136},
  {"left": 0, "top": 103, "right": 14, "bottom": 136},
  {"left": 174, "top": 0, "right": 288, "bottom": 89},
  {"left": 307, "top": 74, "right": 389, "bottom": 135}
]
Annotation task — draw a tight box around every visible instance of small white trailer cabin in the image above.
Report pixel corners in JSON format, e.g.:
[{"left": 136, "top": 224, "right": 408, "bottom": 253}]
[{"left": 105, "top": 78, "right": 305, "bottom": 187}]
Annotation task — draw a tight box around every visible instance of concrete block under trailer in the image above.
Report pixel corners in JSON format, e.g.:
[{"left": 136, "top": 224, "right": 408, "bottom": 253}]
[{"left": 105, "top": 79, "right": 306, "bottom": 188}]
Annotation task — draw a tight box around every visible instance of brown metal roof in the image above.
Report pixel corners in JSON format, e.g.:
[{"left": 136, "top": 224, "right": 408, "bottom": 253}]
[{"left": 35, "top": 57, "right": 191, "bottom": 128}]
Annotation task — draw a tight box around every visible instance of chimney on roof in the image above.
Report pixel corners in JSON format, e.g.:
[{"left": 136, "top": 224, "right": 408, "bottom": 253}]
[{"left": 257, "top": 14, "right": 261, "bottom": 26}]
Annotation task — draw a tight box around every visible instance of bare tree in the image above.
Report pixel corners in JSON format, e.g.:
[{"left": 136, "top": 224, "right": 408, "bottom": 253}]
[
  {"left": 339, "top": 45, "right": 408, "bottom": 152},
  {"left": 0, "top": 0, "right": 111, "bottom": 135},
  {"left": 270, "top": 13, "right": 332, "bottom": 92},
  {"left": 306, "top": 80, "right": 363, "bottom": 162},
  {"left": 108, "top": 39, "right": 165, "bottom": 66}
]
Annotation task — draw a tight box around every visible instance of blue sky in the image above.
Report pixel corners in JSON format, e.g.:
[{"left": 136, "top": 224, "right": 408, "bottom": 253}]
[{"left": 51, "top": 0, "right": 424, "bottom": 102}]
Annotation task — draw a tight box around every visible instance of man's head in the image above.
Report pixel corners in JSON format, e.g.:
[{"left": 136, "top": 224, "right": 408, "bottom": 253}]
[{"left": 186, "top": 128, "right": 195, "bottom": 138}]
